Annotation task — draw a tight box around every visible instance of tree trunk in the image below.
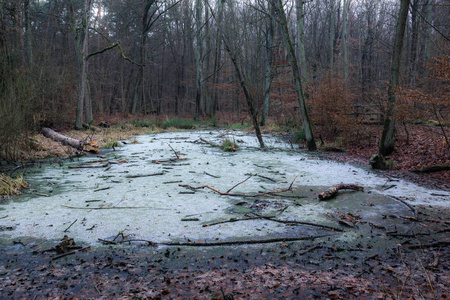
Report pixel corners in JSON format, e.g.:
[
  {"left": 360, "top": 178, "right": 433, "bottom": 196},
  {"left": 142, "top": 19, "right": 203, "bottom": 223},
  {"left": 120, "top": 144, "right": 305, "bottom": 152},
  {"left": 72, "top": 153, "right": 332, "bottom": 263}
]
[
  {"left": 273, "top": 0, "right": 316, "bottom": 151},
  {"left": 211, "top": 0, "right": 225, "bottom": 119},
  {"left": 261, "top": 1, "right": 275, "bottom": 126},
  {"left": 296, "top": 0, "right": 308, "bottom": 85},
  {"left": 329, "top": 0, "right": 335, "bottom": 70},
  {"left": 24, "top": 0, "right": 33, "bottom": 66},
  {"left": 42, "top": 128, "right": 98, "bottom": 153},
  {"left": 75, "top": 0, "right": 94, "bottom": 130},
  {"left": 378, "top": 0, "right": 410, "bottom": 158},
  {"left": 194, "top": 0, "right": 203, "bottom": 121},
  {"left": 342, "top": 0, "right": 349, "bottom": 82}
]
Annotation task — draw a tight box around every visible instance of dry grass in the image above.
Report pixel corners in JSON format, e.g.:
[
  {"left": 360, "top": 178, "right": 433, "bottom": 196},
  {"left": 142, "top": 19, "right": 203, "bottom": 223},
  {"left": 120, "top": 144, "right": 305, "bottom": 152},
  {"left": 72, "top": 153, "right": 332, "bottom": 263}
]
[{"left": 0, "top": 174, "right": 27, "bottom": 196}]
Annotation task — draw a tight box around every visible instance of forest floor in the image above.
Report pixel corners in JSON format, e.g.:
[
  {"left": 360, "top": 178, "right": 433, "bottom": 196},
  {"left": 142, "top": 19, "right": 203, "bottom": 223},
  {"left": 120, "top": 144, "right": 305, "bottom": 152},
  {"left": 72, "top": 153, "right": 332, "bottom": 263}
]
[{"left": 1, "top": 120, "right": 449, "bottom": 299}]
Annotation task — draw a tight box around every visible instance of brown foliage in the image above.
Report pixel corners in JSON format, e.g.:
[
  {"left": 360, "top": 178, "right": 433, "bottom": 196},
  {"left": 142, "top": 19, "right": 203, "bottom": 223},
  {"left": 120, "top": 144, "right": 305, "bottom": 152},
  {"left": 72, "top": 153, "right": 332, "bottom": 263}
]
[{"left": 309, "top": 74, "right": 360, "bottom": 142}]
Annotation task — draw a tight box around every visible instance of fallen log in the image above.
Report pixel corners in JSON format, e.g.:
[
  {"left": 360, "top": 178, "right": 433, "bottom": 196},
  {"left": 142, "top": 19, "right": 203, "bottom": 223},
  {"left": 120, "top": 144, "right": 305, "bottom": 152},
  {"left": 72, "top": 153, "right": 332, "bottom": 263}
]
[
  {"left": 410, "top": 165, "right": 450, "bottom": 173},
  {"left": 318, "top": 184, "right": 364, "bottom": 201},
  {"left": 42, "top": 127, "right": 99, "bottom": 153}
]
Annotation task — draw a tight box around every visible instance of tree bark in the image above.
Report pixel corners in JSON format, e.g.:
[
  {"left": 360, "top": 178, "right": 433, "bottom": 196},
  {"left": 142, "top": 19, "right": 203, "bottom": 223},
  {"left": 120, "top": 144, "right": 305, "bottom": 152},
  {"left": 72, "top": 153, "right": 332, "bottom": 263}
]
[
  {"left": 211, "top": 0, "right": 225, "bottom": 119},
  {"left": 261, "top": 1, "right": 275, "bottom": 126},
  {"left": 378, "top": 0, "right": 410, "bottom": 157},
  {"left": 194, "top": 0, "right": 203, "bottom": 121},
  {"left": 342, "top": 0, "right": 350, "bottom": 82},
  {"left": 273, "top": 0, "right": 316, "bottom": 151},
  {"left": 42, "top": 128, "right": 98, "bottom": 153},
  {"left": 296, "top": 0, "right": 308, "bottom": 85},
  {"left": 319, "top": 184, "right": 364, "bottom": 201},
  {"left": 221, "top": 28, "right": 265, "bottom": 148},
  {"left": 75, "top": 0, "right": 94, "bottom": 130}
]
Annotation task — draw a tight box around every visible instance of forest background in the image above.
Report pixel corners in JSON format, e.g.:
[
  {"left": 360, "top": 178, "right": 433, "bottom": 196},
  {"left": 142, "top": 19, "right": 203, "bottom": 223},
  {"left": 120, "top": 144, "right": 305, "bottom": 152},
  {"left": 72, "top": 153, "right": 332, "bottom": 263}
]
[{"left": 0, "top": 0, "right": 448, "bottom": 186}]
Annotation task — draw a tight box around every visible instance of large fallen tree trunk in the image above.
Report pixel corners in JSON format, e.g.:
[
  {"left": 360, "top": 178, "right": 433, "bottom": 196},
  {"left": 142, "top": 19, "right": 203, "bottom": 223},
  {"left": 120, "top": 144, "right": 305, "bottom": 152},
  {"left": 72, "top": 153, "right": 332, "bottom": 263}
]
[{"left": 42, "top": 127, "right": 99, "bottom": 153}]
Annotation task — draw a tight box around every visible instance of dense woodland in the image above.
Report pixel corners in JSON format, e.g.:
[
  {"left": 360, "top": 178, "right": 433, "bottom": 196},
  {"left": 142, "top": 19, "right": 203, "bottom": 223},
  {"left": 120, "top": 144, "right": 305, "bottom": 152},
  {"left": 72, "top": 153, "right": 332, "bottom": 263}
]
[{"left": 0, "top": 0, "right": 449, "bottom": 161}]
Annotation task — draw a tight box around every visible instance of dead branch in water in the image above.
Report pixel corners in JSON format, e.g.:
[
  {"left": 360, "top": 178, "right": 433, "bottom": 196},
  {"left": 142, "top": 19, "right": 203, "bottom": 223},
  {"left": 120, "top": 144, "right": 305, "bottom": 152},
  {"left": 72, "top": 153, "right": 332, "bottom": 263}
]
[
  {"left": 318, "top": 184, "right": 364, "bottom": 201},
  {"left": 203, "top": 215, "right": 343, "bottom": 232},
  {"left": 98, "top": 233, "right": 336, "bottom": 247},
  {"left": 179, "top": 174, "right": 298, "bottom": 198}
]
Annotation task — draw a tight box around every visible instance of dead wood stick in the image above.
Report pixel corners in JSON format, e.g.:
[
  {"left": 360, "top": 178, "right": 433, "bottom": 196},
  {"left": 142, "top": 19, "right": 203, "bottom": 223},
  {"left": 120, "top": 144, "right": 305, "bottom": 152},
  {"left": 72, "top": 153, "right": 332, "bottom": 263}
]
[
  {"left": 203, "top": 215, "right": 343, "bottom": 232},
  {"left": 318, "top": 184, "right": 364, "bottom": 201},
  {"left": 64, "top": 219, "right": 78, "bottom": 232},
  {"left": 61, "top": 205, "right": 171, "bottom": 210},
  {"left": 152, "top": 157, "right": 187, "bottom": 164},
  {"left": 160, "top": 234, "right": 336, "bottom": 246},
  {"left": 126, "top": 172, "right": 164, "bottom": 178},
  {"left": 204, "top": 172, "right": 220, "bottom": 178},
  {"left": 51, "top": 246, "right": 90, "bottom": 261},
  {"left": 69, "top": 163, "right": 109, "bottom": 169},
  {"left": 298, "top": 244, "right": 322, "bottom": 255},
  {"left": 200, "top": 138, "right": 218, "bottom": 147},
  {"left": 94, "top": 186, "right": 110, "bottom": 192},
  {"left": 203, "top": 217, "right": 258, "bottom": 227},
  {"left": 85, "top": 159, "right": 108, "bottom": 164},
  {"left": 410, "top": 165, "right": 450, "bottom": 173},
  {"left": 109, "top": 159, "right": 128, "bottom": 164},
  {"left": 35, "top": 193, "right": 50, "bottom": 197},
  {"left": 167, "top": 144, "right": 179, "bottom": 159},
  {"left": 227, "top": 176, "right": 252, "bottom": 193},
  {"left": 179, "top": 175, "right": 298, "bottom": 198},
  {"left": 391, "top": 196, "right": 417, "bottom": 216},
  {"left": 98, "top": 238, "right": 157, "bottom": 246},
  {"left": 409, "top": 239, "right": 450, "bottom": 249}
]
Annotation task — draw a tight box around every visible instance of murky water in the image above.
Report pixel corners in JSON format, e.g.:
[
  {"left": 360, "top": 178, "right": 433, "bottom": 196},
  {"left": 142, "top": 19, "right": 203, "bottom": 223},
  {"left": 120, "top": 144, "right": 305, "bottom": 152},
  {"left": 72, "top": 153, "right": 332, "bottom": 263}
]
[{"left": 1, "top": 130, "right": 448, "bottom": 245}]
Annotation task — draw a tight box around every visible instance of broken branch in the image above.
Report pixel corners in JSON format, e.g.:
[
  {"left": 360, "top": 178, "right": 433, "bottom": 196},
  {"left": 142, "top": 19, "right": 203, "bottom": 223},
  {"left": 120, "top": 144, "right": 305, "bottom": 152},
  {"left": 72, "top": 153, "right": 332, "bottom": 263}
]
[
  {"left": 179, "top": 175, "right": 298, "bottom": 198},
  {"left": 318, "top": 184, "right": 364, "bottom": 200}
]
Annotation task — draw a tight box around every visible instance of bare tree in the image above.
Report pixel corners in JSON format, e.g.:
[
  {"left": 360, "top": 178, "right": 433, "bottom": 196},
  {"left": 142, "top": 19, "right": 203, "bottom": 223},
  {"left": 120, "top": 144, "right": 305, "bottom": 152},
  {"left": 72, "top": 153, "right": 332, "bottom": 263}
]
[
  {"left": 194, "top": 0, "right": 203, "bottom": 121},
  {"left": 377, "top": 0, "right": 411, "bottom": 160},
  {"left": 73, "top": 0, "right": 94, "bottom": 130},
  {"left": 273, "top": 0, "right": 316, "bottom": 151}
]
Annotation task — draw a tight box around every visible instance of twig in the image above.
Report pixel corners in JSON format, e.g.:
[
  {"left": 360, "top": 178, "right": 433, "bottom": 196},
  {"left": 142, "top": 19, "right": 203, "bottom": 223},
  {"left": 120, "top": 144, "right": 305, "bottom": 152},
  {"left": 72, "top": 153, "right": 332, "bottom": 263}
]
[
  {"left": 298, "top": 244, "right": 322, "bottom": 255},
  {"left": 167, "top": 144, "right": 179, "bottom": 159},
  {"left": 199, "top": 138, "right": 218, "bottom": 147},
  {"left": 161, "top": 234, "right": 336, "bottom": 246},
  {"left": 391, "top": 196, "right": 417, "bottom": 216},
  {"left": 64, "top": 219, "right": 78, "bottom": 232},
  {"left": 203, "top": 215, "right": 343, "bottom": 232},
  {"left": 227, "top": 176, "right": 252, "bottom": 193},
  {"left": 125, "top": 172, "right": 164, "bottom": 178},
  {"left": 51, "top": 246, "right": 90, "bottom": 261},
  {"left": 35, "top": 193, "right": 50, "bottom": 197},
  {"left": 409, "top": 239, "right": 450, "bottom": 249},
  {"left": 152, "top": 157, "right": 186, "bottom": 164},
  {"left": 204, "top": 172, "right": 220, "bottom": 178},
  {"left": 69, "top": 163, "right": 109, "bottom": 169},
  {"left": 94, "top": 186, "right": 110, "bottom": 192},
  {"left": 179, "top": 175, "right": 298, "bottom": 197},
  {"left": 61, "top": 205, "right": 171, "bottom": 210}
]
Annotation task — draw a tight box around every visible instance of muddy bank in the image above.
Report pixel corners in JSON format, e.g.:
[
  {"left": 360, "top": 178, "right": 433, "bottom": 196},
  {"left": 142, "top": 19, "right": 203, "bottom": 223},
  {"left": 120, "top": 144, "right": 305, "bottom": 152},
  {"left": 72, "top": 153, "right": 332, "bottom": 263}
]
[{"left": 0, "top": 204, "right": 449, "bottom": 299}]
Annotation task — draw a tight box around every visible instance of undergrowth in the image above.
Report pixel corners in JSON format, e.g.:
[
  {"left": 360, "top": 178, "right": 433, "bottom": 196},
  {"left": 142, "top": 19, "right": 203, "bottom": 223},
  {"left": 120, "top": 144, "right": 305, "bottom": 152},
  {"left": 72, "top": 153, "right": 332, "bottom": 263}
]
[{"left": 0, "top": 174, "right": 27, "bottom": 196}]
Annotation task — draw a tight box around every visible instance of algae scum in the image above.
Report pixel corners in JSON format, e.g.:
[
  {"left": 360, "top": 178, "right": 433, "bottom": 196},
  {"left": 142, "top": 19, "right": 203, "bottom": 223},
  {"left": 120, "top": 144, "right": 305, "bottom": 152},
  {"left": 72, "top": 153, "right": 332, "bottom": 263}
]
[{"left": 1, "top": 130, "right": 449, "bottom": 249}]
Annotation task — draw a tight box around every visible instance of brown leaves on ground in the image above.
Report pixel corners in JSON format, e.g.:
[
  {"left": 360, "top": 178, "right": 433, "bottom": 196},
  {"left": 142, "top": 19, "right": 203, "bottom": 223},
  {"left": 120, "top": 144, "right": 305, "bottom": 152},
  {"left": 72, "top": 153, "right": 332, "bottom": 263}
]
[{"left": 326, "top": 123, "right": 450, "bottom": 190}]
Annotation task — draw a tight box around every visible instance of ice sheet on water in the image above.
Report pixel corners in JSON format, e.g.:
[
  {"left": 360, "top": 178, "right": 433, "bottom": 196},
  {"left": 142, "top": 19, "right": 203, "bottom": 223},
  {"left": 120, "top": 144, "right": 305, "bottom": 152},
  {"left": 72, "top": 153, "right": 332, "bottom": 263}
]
[{"left": 0, "top": 130, "right": 448, "bottom": 245}]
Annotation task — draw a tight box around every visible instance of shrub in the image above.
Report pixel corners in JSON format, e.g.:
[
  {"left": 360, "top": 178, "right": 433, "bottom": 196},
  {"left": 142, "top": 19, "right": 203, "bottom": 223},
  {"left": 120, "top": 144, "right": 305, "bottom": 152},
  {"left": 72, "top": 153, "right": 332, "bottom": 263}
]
[
  {"left": 102, "top": 140, "right": 121, "bottom": 149},
  {"left": 221, "top": 139, "right": 238, "bottom": 152},
  {"left": 0, "top": 174, "right": 27, "bottom": 195},
  {"left": 293, "top": 129, "right": 306, "bottom": 143}
]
